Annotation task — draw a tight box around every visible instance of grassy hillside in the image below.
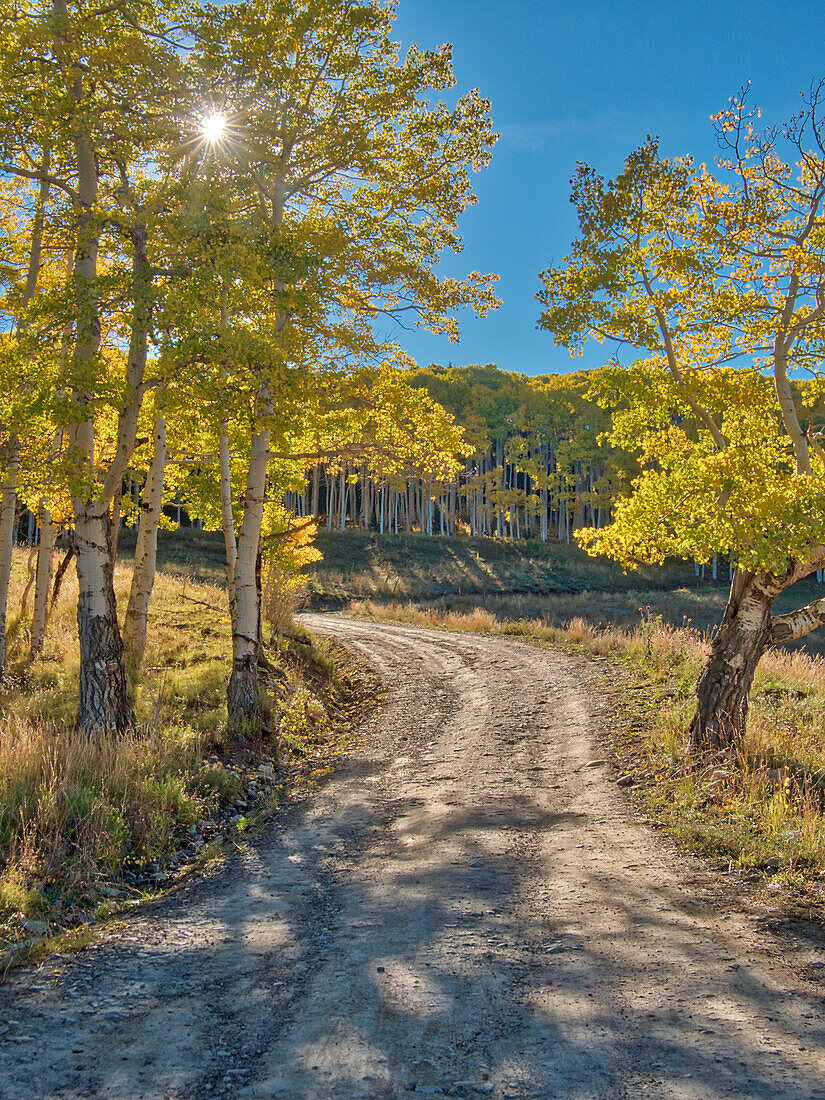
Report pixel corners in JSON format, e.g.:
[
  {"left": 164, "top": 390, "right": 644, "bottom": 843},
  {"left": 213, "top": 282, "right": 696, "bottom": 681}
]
[
  {"left": 116, "top": 526, "right": 708, "bottom": 600},
  {"left": 117, "top": 527, "right": 227, "bottom": 587},
  {"left": 305, "top": 528, "right": 705, "bottom": 603},
  {"left": 119, "top": 526, "right": 825, "bottom": 653}
]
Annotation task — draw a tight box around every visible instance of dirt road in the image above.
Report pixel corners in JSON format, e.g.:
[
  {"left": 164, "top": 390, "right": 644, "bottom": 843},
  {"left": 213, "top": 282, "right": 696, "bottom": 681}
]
[{"left": 2, "top": 614, "right": 825, "bottom": 1099}]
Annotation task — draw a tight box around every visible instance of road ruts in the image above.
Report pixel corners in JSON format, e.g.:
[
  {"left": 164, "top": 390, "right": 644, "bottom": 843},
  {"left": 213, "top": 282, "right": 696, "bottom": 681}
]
[{"left": 0, "top": 613, "right": 824, "bottom": 1100}]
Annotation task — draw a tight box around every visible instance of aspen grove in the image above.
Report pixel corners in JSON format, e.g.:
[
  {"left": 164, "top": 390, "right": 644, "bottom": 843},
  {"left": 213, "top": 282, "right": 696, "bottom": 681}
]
[
  {"left": 288, "top": 365, "right": 637, "bottom": 542},
  {"left": 0, "top": 0, "right": 497, "bottom": 734},
  {"left": 3, "top": 2, "right": 824, "bottom": 764}
]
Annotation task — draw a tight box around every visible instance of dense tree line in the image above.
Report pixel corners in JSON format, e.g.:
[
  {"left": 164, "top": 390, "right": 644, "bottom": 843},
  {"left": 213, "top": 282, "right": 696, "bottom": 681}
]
[{"left": 290, "top": 364, "right": 637, "bottom": 541}]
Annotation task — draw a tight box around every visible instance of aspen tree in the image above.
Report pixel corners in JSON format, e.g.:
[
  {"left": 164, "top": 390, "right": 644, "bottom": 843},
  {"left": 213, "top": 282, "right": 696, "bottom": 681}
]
[
  {"left": 387, "top": 363, "right": 627, "bottom": 542},
  {"left": 0, "top": 0, "right": 184, "bottom": 733},
  {"left": 0, "top": 158, "right": 54, "bottom": 672},
  {"left": 539, "top": 92, "right": 825, "bottom": 756},
  {"left": 186, "top": 0, "right": 497, "bottom": 724},
  {"left": 122, "top": 400, "right": 168, "bottom": 665},
  {"left": 0, "top": 437, "right": 17, "bottom": 677}
]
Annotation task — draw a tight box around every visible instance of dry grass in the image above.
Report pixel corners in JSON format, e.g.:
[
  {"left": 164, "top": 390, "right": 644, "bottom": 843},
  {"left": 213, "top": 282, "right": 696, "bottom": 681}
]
[
  {"left": 350, "top": 583, "right": 825, "bottom": 657},
  {"left": 307, "top": 528, "right": 702, "bottom": 605},
  {"left": 0, "top": 548, "right": 357, "bottom": 944},
  {"left": 350, "top": 599, "right": 825, "bottom": 900}
]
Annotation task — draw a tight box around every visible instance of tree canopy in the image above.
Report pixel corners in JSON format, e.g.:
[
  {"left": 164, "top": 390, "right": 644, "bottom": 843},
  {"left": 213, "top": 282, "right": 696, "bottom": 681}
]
[{"left": 0, "top": 0, "right": 498, "bottom": 733}]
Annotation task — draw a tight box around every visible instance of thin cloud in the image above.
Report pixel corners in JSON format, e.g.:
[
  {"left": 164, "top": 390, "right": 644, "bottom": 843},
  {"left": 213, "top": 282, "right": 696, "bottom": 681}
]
[{"left": 498, "top": 110, "right": 656, "bottom": 150}]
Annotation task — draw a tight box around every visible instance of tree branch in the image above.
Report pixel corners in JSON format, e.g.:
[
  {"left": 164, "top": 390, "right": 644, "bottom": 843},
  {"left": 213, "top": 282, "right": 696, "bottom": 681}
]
[
  {"left": 771, "top": 596, "right": 825, "bottom": 643},
  {"left": 267, "top": 442, "right": 391, "bottom": 463},
  {"left": 640, "top": 271, "right": 728, "bottom": 451},
  {"left": 774, "top": 271, "right": 813, "bottom": 475},
  {"left": 0, "top": 161, "right": 80, "bottom": 204}
]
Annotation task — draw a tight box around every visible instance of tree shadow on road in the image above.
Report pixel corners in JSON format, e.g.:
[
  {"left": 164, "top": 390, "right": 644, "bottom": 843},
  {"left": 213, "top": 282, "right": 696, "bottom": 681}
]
[{"left": 3, "top": 757, "right": 825, "bottom": 1099}]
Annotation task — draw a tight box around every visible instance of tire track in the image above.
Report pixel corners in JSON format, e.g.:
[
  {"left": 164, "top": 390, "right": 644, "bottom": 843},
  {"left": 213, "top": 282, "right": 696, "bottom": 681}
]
[{"left": 0, "top": 614, "right": 823, "bottom": 1099}]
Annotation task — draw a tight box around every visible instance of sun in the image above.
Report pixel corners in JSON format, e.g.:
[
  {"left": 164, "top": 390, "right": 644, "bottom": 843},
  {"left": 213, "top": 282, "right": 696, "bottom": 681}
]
[{"left": 201, "top": 112, "right": 227, "bottom": 144}]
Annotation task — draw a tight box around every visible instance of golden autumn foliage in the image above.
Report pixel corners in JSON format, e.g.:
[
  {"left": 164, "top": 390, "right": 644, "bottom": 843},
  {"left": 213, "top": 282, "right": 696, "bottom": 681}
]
[{"left": 539, "top": 89, "right": 825, "bottom": 754}]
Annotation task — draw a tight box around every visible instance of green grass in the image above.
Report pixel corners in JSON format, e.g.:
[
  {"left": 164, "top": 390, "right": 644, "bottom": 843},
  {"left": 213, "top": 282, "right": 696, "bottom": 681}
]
[
  {"left": 395, "top": 583, "right": 825, "bottom": 658},
  {"left": 116, "top": 527, "right": 228, "bottom": 587},
  {"left": 118, "top": 527, "right": 825, "bottom": 655},
  {"left": 306, "top": 527, "right": 708, "bottom": 603},
  {"left": 302, "top": 527, "right": 825, "bottom": 657}
]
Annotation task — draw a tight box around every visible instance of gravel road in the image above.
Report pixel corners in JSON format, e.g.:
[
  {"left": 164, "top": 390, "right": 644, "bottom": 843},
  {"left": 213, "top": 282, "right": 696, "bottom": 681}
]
[{"left": 2, "top": 614, "right": 825, "bottom": 1100}]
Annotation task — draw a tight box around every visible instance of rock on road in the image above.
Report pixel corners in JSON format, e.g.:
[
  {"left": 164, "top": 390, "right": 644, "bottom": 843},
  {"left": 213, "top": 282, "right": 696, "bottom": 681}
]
[{"left": 2, "top": 614, "right": 825, "bottom": 1099}]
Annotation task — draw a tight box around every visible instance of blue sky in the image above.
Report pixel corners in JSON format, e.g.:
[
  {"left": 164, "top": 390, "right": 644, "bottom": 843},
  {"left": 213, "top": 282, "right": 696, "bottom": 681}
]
[{"left": 387, "top": 0, "right": 825, "bottom": 377}]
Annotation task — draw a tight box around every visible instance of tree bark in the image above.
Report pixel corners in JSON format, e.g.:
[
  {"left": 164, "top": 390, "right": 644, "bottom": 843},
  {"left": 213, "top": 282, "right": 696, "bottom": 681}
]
[
  {"left": 0, "top": 437, "right": 19, "bottom": 678},
  {"left": 227, "top": 415, "right": 270, "bottom": 725},
  {"left": 311, "top": 464, "right": 320, "bottom": 518},
  {"left": 123, "top": 412, "right": 167, "bottom": 665},
  {"left": 66, "top": 72, "right": 135, "bottom": 738},
  {"left": 687, "top": 570, "right": 775, "bottom": 757},
  {"left": 109, "top": 479, "right": 123, "bottom": 563},
  {"left": 772, "top": 595, "right": 825, "bottom": 642},
  {"left": 30, "top": 501, "right": 55, "bottom": 658},
  {"left": 75, "top": 508, "right": 134, "bottom": 738},
  {"left": 219, "top": 429, "right": 237, "bottom": 601}
]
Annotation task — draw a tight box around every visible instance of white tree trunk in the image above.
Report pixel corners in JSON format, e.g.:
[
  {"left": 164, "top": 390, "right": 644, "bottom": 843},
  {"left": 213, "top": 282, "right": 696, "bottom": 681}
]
[
  {"left": 75, "top": 503, "right": 133, "bottom": 737},
  {"left": 68, "top": 111, "right": 134, "bottom": 737},
  {"left": 30, "top": 501, "right": 55, "bottom": 658},
  {"left": 0, "top": 439, "right": 19, "bottom": 678},
  {"left": 123, "top": 413, "right": 167, "bottom": 664},
  {"left": 219, "top": 430, "right": 238, "bottom": 599},
  {"left": 227, "top": 419, "right": 270, "bottom": 723}
]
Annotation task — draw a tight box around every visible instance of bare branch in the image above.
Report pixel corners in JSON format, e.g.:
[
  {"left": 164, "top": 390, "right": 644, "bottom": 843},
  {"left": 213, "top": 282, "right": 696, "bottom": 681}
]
[{"left": 771, "top": 595, "right": 825, "bottom": 643}]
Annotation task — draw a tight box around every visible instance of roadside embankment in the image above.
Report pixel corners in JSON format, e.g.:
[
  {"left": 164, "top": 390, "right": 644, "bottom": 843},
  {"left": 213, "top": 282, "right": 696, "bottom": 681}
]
[{"left": 0, "top": 550, "right": 377, "bottom": 966}]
